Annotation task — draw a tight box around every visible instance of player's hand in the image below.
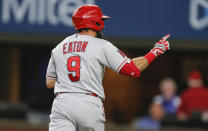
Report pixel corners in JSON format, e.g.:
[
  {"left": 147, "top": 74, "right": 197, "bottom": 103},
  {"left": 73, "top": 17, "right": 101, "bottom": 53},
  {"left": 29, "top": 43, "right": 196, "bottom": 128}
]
[{"left": 150, "top": 34, "right": 170, "bottom": 57}]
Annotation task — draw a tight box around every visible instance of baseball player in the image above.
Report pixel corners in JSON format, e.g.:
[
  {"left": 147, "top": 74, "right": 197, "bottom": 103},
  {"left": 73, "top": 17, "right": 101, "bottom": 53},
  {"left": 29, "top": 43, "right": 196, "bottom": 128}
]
[{"left": 46, "top": 4, "right": 170, "bottom": 131}]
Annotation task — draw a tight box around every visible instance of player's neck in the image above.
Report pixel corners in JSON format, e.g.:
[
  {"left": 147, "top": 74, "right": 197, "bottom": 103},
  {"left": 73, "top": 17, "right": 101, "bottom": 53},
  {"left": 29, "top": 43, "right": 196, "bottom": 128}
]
[{"left": 78, "top": 30, "right": 97, "bottom": 37}]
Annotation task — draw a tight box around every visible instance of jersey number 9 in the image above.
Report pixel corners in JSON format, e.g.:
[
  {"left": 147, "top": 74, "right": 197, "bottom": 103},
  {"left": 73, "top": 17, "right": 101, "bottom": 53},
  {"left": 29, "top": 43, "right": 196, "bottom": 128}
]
[{"left": 67, "top": 56, "right": 80, "bottom": 82}]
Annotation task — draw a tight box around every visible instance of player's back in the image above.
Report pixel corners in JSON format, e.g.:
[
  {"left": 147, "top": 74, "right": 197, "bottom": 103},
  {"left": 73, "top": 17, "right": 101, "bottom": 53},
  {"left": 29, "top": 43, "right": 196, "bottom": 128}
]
[
  {"left": 47, "top": 34, "right": 130, "bottom": 100},
  {"left": 51, "top": 34, "right": 107, "bottom": 99}
]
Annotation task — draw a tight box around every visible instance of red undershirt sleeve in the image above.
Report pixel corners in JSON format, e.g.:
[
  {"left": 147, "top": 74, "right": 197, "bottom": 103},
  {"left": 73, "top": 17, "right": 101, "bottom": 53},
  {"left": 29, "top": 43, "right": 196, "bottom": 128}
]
[{"left": 119, "top": 61, "right": 141, "bottom": 78}]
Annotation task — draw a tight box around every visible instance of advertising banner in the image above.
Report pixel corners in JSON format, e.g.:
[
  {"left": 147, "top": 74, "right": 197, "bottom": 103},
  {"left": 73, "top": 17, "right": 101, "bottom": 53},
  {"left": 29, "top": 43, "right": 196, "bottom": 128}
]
[{"left": 0, "top": 0, "right": 208, "bottom": 39}]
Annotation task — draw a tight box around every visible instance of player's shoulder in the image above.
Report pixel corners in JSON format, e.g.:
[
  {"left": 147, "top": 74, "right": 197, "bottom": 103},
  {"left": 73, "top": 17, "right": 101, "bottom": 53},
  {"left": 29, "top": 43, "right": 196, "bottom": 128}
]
[
  {"left": 91, "top": 36, "right": 109, "bottom": 43},
  {"left": 92, "top": 37, "right": 115, "bottom": 48},
  {"left": 51, "top": 35, "right": 74, "bottom": 53},
  {"left": 97, "top": 38, "right": 113, "bottom": 46}
]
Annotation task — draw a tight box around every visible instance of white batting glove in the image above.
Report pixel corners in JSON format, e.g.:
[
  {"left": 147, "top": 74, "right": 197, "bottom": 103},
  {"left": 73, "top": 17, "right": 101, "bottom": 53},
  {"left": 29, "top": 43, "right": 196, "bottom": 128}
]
[{"left": 150, "top": 34, "right": 170, "bottom": 57}]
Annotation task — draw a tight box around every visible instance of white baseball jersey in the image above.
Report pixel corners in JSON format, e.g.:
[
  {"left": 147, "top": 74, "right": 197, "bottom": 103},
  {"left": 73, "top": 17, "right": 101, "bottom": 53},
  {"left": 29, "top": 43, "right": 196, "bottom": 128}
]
[{"left": 46, "top": 34, "right": 131, "bottom": 100}]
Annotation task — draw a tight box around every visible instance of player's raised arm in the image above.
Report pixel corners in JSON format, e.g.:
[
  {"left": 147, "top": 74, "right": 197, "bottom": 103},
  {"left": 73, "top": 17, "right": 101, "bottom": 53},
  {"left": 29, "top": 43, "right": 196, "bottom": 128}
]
[{"left": 119, "top": 34, "right": 170, "bottom": 78}]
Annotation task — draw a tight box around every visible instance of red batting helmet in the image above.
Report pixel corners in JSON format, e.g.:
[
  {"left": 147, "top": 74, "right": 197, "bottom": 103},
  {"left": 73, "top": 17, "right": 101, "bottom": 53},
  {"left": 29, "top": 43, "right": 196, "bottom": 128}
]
[{"left": 72, "top": 4, "right": 110, "bottom": 31}]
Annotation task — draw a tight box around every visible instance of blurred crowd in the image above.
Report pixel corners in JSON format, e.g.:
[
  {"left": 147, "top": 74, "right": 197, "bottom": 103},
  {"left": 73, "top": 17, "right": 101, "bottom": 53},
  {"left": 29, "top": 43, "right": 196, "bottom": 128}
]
[{"left": 132, "top": 70, "right": 208, "bottom": 130}]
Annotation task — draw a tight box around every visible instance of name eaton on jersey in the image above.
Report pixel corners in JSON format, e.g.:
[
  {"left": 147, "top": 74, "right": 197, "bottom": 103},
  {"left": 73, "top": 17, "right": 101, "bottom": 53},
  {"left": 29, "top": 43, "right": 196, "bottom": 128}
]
[{"left": 63, "top": 41, "right": 88, "bottom": 54}]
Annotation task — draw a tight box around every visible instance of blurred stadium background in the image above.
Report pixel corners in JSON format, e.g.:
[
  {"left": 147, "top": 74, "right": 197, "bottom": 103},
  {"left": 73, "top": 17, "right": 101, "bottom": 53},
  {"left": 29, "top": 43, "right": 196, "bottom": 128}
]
[{"left": 0, "top": 0, "right": 208, "bottom": 130}]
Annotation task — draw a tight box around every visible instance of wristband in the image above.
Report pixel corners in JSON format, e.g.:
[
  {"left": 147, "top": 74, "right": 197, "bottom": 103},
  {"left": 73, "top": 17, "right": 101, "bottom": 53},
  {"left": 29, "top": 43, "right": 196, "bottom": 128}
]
[{"left": 144, "top": 51, "right": 156, "bottom": 64}]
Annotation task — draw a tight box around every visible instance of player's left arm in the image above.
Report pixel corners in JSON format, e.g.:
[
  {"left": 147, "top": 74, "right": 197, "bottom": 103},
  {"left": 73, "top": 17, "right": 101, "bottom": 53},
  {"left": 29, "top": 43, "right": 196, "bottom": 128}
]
[
  {"left": 119, "top": 34, "right": 170, "bottom": 78},
  {"left": 46, "top": 79, "right": 56, "bottom": 88},
  {"left": 46, "top": 52, "right": 57, "bottom": 88}
]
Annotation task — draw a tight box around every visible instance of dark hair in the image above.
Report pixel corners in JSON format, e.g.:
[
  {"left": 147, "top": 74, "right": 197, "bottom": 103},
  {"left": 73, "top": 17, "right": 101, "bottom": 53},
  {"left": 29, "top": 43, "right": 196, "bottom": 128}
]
[
  {"left": 78, "top": 28, "right": 103, "bottom": 39},
  {"left": 78, "top": 28, "right": 90, "bottom": 33}
]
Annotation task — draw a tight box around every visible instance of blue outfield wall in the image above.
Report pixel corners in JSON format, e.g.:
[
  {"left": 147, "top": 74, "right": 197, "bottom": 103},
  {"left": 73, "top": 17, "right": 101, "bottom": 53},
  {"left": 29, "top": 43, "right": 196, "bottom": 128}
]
[{"left": 0, "top": 0, "right": 208, "bottom": 39}]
